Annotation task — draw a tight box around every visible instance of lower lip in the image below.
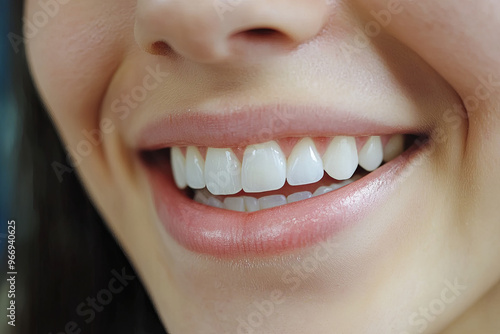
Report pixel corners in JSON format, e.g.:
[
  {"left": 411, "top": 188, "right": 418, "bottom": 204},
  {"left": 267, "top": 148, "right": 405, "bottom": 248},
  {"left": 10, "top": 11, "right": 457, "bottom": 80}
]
[{"left": 144, "top": 142, "right": 425, "bottom": 258}]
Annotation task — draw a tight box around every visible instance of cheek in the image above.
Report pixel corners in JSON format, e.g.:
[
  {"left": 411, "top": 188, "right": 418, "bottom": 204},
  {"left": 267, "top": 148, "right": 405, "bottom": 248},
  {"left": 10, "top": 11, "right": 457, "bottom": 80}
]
[{"left": 25, "top": 0, "right": 136, "bottom": 148}]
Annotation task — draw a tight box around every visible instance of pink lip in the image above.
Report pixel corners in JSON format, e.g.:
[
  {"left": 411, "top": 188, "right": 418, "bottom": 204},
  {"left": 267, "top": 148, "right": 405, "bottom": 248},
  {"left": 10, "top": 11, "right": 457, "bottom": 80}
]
[
  {"left": 136, "top": 105, "right": 427, "bottom": 257},
  {"left": 143, "top": 141, "right": 426, "bottom": 257},
  {"left": 136, "top": 104, "right": 425, "bottom": 149}
]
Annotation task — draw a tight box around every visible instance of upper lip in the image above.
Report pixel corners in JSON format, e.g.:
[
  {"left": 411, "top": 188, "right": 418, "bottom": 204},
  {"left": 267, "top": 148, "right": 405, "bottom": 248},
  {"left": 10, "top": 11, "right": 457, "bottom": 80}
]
[{"left": 135, "top": 104, "right": 427, "bottom": 150}]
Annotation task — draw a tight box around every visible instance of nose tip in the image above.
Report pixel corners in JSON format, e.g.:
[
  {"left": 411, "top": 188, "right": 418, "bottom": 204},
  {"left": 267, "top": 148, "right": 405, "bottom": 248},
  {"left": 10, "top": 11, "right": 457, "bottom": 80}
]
[{"left": 134, "top": 0, "right": 330, "bottom": 63}]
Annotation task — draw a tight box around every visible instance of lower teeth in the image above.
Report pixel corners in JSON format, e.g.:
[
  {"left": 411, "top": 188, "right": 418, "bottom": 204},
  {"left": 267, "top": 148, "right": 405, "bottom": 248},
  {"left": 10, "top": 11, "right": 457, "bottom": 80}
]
[{"left": 193, "top": 175, "right": 361, "bottom": 212}]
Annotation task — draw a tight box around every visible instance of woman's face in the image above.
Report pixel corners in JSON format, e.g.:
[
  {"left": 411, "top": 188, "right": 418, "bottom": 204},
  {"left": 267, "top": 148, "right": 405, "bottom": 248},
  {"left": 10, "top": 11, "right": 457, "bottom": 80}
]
[{"left": 25, "top": 0, "right": 500, "bottom": 333}]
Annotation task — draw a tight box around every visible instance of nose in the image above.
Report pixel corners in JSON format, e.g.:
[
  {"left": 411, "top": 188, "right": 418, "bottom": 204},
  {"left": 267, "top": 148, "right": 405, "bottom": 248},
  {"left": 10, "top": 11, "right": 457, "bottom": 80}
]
[{"left": 134, "top": 0, "right": 330, "bottom": 63}]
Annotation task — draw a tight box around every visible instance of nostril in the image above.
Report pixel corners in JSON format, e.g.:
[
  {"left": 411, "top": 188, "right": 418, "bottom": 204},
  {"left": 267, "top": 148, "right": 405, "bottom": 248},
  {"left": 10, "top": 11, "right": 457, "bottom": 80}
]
[
  {"left": 246, "top": 28, "right": 280, "bottom": 38},
  {"left": 232, "top": 28, "right": 291, "bottom": 44},
  {"left": 149, "top": 41, "right": 174, "bottom": 56}
]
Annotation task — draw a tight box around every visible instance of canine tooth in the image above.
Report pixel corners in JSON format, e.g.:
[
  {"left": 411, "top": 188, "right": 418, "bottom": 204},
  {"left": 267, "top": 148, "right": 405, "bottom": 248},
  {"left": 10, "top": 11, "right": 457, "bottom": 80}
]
[
  {"left": 287, "top": 191, "right": 312, "bottom": 203},
  {"left": 244, "top": 196, "right": 260, "bottom": 212},
  {"left": 313, "top": 186, "right": 333, "bottom": 197},
  {"left": 358, "top": 136, "right": 383, "bottom": 172},
  {"left": 207, "top": 197, "right": 224, "bottom": 208},
  {"left": 223, "top": 197, "right": 245, "bottom": 212},
  {"left": 323, "top": 136, "right": 358, "bottom": 180},
  {"left": 185, "top": 146, "right": 205, "bottom": 189},
  {"left": 171, "top": 147, "right": 187, "bottom": 189},
  {"left": 287, "top": 138, "right": 324, "bottom": 186},
  {"left": 204, "top": 148, "right": 242, "bottom": 195},
  {"left": 383, "top": 134, "right": 405, "bottom": 162},
  {"left": 242, "top": 141, "right": 286, "bottom": 193},
  {"left": 194, "top": 190, "right": 209, "bottom": 205},
  {"left": 259, "top": 195, "right": 287, "bottom": 210}
]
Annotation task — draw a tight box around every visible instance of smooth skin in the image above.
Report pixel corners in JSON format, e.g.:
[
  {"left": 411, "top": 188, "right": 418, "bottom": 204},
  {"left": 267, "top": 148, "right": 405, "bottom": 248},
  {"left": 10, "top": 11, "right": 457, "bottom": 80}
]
[{"left": 25, "top": 0, "right": 500, "bottom": 333}]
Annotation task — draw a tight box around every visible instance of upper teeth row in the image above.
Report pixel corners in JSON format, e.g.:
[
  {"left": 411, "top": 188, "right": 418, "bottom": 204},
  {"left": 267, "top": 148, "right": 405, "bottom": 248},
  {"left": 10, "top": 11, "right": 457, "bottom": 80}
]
[{"left": 170, "top": 135, "right": 404, "bottom": 195}]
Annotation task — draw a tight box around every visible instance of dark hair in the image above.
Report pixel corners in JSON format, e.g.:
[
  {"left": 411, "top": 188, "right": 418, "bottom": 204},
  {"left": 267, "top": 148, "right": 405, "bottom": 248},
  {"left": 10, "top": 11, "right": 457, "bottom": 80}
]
[{"left": 8, "top": 2, "right": 166, "bottom": 333}]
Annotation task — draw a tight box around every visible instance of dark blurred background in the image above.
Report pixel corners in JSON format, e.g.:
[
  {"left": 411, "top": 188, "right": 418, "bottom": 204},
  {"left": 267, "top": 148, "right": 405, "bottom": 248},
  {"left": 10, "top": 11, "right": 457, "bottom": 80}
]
[
  {"left": 0, "top": 4, "right": 166, "bottom": 333},
  {"left": 1, "top": 0, "right": 17, "bottom": 260}
]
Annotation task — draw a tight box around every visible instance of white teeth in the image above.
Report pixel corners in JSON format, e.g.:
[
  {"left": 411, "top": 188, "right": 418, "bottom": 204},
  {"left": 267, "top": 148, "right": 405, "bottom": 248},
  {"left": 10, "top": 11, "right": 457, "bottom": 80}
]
[
  {"left": 358, "top": 136, "right": 383, "bottom": 172},
  {"left": 287, "top": 138, "right": 324, "bottom": 186},
  {"left": 207, "top": 197, "right": 224, "bottom": 208},
  {"left": 323, "top": 136, "right": 359, "bottom": 180},
  {"left": 185, "top": 146, "right": 206, "bottom": 189},
  {"left": 223, "top": 197, "right": 245, "bottom": 212},
  {"left": 171, "top": 147, "right": 187, "bottom": 189},
  {"left": 287, "top": 191, "right": 312, "bottom": 203},
  {"left": 242, "top": 140, "right": 286, "bottom": 193},
  {"left": 383, "top": 134, "right": 405, "bottom": 162},
  {"left": 170, "top": 134, "right": 408, "bottom": 204},
  {"left": 193, "top": 179, "right": 356, "bottom": 212},
  {"left": 204, "top": 148, "right": 242, "bottom": 195},
  {"left": 244, "top": 196, "right": 260, "bottom": 212},
  {"left": 259, "top": 195, "right": 287, "bottom": 209},
  {"left": 194, "top": 190, "right": 209, "bottom": 205},
  {"left": 313, "top": 186, "right": 333, "bottom": 197}
]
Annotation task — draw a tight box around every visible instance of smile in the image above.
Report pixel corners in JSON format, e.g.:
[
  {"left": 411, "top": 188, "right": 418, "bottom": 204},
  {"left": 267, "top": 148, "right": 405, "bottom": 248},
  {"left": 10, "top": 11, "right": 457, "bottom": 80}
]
[
  {"left": 167, "top": 134, "right": 408, "bottom": 211},
  {"left": 137, "top": 105, "right": 429, "bottom": 257}
]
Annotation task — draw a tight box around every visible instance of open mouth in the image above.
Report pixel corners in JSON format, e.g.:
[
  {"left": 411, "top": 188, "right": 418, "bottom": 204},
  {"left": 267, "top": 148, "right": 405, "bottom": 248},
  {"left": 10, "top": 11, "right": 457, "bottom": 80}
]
[
  {"left": 137, "top": 107, "right": 429, "bottom": 257},
  {"left": 142, "top": 134, "right": 416, "bottom": 212}
]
